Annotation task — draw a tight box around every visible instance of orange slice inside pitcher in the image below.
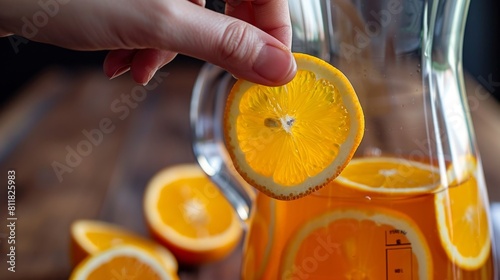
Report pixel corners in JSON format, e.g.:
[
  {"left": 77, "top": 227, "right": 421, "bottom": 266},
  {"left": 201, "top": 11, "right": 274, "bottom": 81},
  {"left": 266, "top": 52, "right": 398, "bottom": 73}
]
[
  {"left": 242, "top": 195, "right": 276, "bottom": 280},
  {"left": 224, "top": 52, "right": 364, "bottom": 200},
  {"left": 435, "top": 156, "right": 491, "bottom": 270},
  {"left": 280, "top": 208, "right": 433, "bottom": 279},
  {"left": 143, "top": 164, "right": 243, "bottom": 264},
  {"left": 336, "top": 157, "right": 441, "bottom": 196}
]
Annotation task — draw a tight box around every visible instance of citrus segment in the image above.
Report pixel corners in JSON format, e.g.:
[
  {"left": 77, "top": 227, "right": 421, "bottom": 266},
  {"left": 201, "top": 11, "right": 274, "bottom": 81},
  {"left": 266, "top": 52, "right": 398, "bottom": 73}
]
[
  {"left": 70, "top": 245, "right": 177, "bottom": 280},
  {"left": 435, "top": 168, "right": 491, "bottom": 270},
  {"left": 280, "top": 208, "right": 432, "bottom": 279},
  {"left": 336, "top": 157, "right": 441, "bottom": 195},
  {"left": 143, "top": 164, "right": 243, "bottom": 264},
  {"left": 224, "top": 52, "right": 364, "bottom": 200},
  {"left": 70, "top": 220, "right": 177, "bottom": 272}
]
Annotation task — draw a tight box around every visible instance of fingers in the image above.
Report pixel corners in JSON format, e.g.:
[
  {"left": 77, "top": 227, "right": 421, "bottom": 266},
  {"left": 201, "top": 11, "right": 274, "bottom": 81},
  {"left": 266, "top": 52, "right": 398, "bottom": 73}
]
[
  {"left": 104, "top": 49, "right": 177, "bottom": 85},
  {"left": 103, "top": 49, "right": 136, "bottom": 79},
  {"left": 225, "top": 1, "right": 255, "bottom": 24},
  {"left": 130, "top": 49, "right": 177, "bottom": 85},
  {"left": 103, "top": 0, "right": 295, "bottom": 86},
  {"left": 103, "top": 0, "right": 204, "bottom": 85},
  {"left": 225, "top": 0, "right": 292, "bottom": 48},
  {"left": 189, "top": 0, "right": 206, "bottom": 7},
  {"left": 160, "top": 0, "right": 296, "bottom": 86}
]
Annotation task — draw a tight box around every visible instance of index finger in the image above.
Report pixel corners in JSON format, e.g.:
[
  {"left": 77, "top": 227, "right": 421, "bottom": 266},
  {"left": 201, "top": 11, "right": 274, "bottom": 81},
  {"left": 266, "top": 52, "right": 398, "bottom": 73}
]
[{"left": 225, "top": 0, "right": 292, "bottom": 48}]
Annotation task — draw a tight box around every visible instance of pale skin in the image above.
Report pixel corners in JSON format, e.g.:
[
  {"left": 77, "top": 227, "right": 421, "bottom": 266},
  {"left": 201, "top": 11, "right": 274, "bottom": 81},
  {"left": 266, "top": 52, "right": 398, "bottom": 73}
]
[{"left": 0, "top": 0, "right": 297, "bottom": 86}]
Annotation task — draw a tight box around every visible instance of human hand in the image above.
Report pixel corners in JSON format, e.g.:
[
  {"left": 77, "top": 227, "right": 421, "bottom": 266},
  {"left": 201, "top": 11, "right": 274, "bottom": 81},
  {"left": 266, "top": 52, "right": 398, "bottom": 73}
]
[{"left": 0, "top": 0, "right": 297, "bottom": 86}]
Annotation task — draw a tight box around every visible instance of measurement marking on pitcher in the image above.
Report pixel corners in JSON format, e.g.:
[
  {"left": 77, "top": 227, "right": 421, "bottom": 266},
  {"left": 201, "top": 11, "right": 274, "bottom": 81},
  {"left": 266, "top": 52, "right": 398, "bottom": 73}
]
[
  {"left": 385, "top": 229, "right": 411, "bottom": 246},
  {"left": 385, "top": 229, "right": 413, "bottom": 280}
]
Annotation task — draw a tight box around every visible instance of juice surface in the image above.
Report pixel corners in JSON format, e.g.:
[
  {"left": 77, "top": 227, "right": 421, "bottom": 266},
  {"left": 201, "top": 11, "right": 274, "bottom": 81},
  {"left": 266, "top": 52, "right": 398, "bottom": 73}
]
[{"left": 242, "top": 156, "right": 496, "bottom": 280}]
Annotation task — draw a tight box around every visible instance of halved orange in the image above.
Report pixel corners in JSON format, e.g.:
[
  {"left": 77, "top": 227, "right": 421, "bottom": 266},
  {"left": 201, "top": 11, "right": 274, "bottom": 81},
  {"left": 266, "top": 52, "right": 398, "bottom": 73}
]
[
  {"left": 143, "top": 164, "right": 243, "bottom": 265},
  {"left": 70, "top": 220, "right": 177, "bottom": 272},
  {"left": 336, "top": 156, "right": 441, "bottom": 196},
  {"left": 435, "top": 156, "right": 491, "bottom": 270},
  {"left": 280, "top": 208, "right": 433, "bottom": 279},
  {"left": 224, "top": 52, "right": 364, "bottom": 200},
  {"left": 70, "top": 245, "right": 178, "bottom": 280}
]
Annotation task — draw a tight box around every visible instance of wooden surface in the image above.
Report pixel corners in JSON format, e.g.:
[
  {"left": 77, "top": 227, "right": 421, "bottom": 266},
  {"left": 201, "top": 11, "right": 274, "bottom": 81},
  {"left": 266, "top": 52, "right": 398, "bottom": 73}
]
[{"left": 0, "top": 59, "right": 499, "bottom": 279}]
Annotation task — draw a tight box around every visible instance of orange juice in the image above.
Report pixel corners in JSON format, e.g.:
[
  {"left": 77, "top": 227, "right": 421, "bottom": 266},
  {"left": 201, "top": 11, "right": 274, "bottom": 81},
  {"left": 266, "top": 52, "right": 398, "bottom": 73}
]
[{"left": 241, "top": 156, "right": 496, "bottom": 279}]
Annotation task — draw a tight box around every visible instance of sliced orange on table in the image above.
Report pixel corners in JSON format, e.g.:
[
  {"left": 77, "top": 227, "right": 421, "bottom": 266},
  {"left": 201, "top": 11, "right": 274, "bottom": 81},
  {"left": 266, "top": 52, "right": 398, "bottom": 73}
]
[
  {"left": 143, "top": 164, "right": 243, "bottom": 265},
  {"left": 70, "top": 220, "right": 177, "bottom": 273},
  {"left": 280, "top": 208, "right": 433, "bottom": 279},
  {"left": 70, "top": 245, "right": 178, "bottom": 280},
  {"left": 435, "top": 156, "right": 491, "bottom": 270},
  {"left": 224, "top": 52, "right": 364, "bottom": 200},
  {"left": 335, "top": 156, "right": 441, "bottom": 196}
]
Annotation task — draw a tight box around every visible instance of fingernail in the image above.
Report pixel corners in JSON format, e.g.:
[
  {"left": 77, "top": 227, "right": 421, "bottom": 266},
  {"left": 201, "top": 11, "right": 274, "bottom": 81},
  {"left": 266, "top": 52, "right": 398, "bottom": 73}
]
[
  {"left": 110, "top": 65, "right": 130, "bottom": 80},
  {"left": 142, "top": 70, "right": 156, "bottom": 86},
  {"left": 253, "top": 45, "right": 296, "bottom": 84}
]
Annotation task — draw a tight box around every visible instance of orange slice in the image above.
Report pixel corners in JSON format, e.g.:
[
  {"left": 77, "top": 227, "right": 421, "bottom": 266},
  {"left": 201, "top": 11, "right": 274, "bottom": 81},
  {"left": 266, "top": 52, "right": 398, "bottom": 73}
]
[
  {"left": 224, "top": 52, "right": 364, "bottom": 200},
  {"left": 143, "top": 164, "right": 243, "bottom": 264},
  {"left": 70, "top": 220, "right": 177, "bottom": 272},
  {"left": 336, "top": 157, "right": 441, "bottom": 196},
  {"left": 435, "top": 156, "right": 491, "bottom": 270},
  {"left": 445, "top": 154, "right": 477, "bottom": 187},
  {"left": 280, "top": 208, "right": 433, "bottom": 279},
  {"left": 69, "top": 245, "right": 178, "bottom": 280},
  {"left": 242, "top": 195, "right": 276, "bottom": 280}
]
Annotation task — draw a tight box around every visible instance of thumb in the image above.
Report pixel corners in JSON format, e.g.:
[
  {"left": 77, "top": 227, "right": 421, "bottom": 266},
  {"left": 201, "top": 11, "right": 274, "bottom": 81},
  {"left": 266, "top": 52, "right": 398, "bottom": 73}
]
[{"left": 161, "top": 1, "right": 296, "bottom": 86}]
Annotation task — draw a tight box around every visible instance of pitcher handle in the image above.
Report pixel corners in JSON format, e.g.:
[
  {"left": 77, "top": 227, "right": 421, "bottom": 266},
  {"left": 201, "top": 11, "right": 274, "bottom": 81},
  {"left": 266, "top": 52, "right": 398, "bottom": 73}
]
[{"left": 190, "top": 63, "right": 255, "bottom": 222}]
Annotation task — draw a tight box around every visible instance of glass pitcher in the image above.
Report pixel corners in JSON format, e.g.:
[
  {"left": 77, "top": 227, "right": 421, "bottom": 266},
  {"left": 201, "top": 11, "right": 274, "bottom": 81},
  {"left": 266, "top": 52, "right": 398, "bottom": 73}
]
[{"left": 190, "top": 0, "right": 498, "bottom": 279}]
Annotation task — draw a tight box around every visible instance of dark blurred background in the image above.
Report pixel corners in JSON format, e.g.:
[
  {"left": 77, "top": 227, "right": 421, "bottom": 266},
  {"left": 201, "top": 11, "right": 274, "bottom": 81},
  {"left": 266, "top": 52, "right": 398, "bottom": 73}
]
[{"left": 0, "top": 0, "right": 499, "bottom": 109}]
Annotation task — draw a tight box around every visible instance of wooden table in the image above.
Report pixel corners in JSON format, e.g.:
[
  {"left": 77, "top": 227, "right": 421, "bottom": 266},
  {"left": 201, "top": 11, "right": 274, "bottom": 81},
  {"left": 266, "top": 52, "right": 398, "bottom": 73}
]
[{"left": 0, "top": 58, "right": 499, "bottom": 279}]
